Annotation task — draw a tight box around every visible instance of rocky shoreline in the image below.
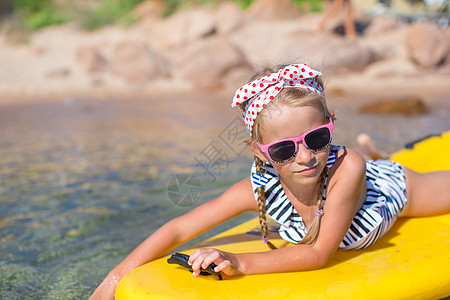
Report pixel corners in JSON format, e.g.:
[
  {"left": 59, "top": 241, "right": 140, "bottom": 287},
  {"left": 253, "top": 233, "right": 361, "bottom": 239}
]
[{"left": 0, "top": 0, "right": 449, "bottom": 106}]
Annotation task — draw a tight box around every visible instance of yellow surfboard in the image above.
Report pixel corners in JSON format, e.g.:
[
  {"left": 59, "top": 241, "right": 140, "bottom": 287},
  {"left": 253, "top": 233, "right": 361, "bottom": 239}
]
[{"left": 116, "top": 132, "right": 450, "bottom": 300}]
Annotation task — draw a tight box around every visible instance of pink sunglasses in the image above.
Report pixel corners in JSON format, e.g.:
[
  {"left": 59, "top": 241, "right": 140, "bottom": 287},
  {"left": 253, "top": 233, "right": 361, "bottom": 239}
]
[{"left": 257, "top": 118, "right": 334, "bottom": 163}]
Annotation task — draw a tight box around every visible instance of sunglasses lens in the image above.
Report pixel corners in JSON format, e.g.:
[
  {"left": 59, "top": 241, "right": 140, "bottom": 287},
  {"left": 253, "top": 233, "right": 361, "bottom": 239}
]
[
  {"left": 304, "top": 127, "right": 331, "bottom": 150},
  {"left": 268, "top": 141, "right": 296, "bottom": 162}
]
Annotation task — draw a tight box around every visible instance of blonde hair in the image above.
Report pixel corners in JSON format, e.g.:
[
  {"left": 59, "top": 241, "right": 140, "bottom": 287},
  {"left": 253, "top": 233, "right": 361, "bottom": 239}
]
[{"left": 238, "top": 65, "right": 335, "bottom": 246}]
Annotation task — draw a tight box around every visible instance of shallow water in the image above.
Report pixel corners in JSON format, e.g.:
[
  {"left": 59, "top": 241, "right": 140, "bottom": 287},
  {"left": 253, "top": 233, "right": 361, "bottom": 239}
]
[{"left": 0, "top": 92, "right": 448, "bottom": 299}]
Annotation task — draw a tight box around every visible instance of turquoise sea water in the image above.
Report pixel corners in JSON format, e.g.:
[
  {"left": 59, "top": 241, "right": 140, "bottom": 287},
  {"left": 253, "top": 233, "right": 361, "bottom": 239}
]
[{"left": 0, "top": 92, "right": 448, "bottom": 299}]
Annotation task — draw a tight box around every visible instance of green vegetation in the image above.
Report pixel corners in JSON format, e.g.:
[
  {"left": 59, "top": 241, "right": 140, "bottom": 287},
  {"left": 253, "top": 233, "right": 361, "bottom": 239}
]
[
  {"left": 1, "top": 0, "right": 142, "bottom": 31},
  {"left": 1, "top": 0, "right": 67, "bottom": 30},
  {"left": 160, "top": 0, "right": 322, "bottom": 15},
  {"left": 296, "top": 0, "right": 323, "bottom": 12},
  {"left": 1, "top": 0, "right": 322, "bottom": 31},
  {"left": 73, "top": 0, "right": 144, "bottom": 31}
]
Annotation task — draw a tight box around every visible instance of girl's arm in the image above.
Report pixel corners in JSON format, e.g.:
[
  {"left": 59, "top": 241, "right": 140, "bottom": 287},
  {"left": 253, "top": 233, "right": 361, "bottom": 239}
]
[
  {"left": 90, "top": 177, "right": 257, "bottom": 299},
  {"left": 190, "top": 148, "right": 366, "bottom": 276}
]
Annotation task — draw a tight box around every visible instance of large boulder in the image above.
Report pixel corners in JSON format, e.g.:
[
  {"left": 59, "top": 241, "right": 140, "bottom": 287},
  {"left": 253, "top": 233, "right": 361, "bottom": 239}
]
[
  {"left": 406, "top": 22, "right": 449, "bottom": 68},
  {"left": 359, "top": 25, "right": 410, "bottom": 62},
  {"left": 436, "top": 28, "right": 450, "bottom": 74},
  {"left": 76, "top": 45, "right": 108, "bottom": 73},
  {"left": 322, "top": 40, "right": 375, "bottom": 74},
  {"left": 110, "top": 40, "right": 171, "bottom": 83},
  {"left": 228, "top": 19, "right": 326, "bottom": 66},
  {"left": 247, "top": 0, "right": 301, "bottom": 20},
  {"left": 214, "top": 2, "right": 246, "bottom": 34},
  {"left": 149, "top": 7, "right": 217, "bottom": 48},
  {"left": 364, "top": 16, "right": 403, "bottom": 36},
  {"left": 444, "top": 27, "right": 450, "bottom": 64},
  {"left": 173, "top": 36, "right": 250, "bottom": 89}
]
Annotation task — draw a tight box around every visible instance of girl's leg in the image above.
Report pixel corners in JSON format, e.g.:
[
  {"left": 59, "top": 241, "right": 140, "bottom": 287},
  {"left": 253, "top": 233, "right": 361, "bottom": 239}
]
[
  {"left": 402, "top": 168, "right": 450, "bottom": 217},
  {"left": 355, "top": 133, "right": 387, "bottom": 161},
  {"left": 344, "top": 0, "right": 357, "bottom": 39},
  {"left": 316, "top": 0, "right": 344, "bottom": 32},
  {"left": 354, "top": 133, "right": 450, "bottom": 216}
]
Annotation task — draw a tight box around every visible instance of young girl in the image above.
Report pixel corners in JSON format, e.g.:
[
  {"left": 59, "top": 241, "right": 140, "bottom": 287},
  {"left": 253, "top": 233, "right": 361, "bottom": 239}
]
[{"left": 91, "top": 63, "right": 450, "bottom": 299}]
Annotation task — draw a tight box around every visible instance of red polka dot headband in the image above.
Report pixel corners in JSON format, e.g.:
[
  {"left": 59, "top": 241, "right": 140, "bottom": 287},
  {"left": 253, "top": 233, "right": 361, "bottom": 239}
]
[{"left": 231, "top": 64, "right": 324, "bottom": 134}]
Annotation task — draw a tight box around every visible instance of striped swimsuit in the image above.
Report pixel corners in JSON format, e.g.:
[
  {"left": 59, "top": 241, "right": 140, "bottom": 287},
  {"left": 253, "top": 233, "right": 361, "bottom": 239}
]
[{"left": 250, "top": 145, "right": 408, "bottom": 250}]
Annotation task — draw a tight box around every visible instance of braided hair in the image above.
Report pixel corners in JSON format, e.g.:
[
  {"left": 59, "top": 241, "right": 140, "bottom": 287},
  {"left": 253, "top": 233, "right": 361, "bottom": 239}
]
[
  {"left": 298, "top": 168, "right": 327, "bottom": 245},
  {"left": 254, "top": 155, "right": 277, "bottom": 249}
]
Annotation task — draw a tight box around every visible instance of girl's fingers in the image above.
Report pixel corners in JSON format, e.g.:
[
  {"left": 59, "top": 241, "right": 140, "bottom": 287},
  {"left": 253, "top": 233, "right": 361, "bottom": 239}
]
[
  {"left": 188, "top": 248, "right": 212, "bottom": 265},
  {"left": 214, "top": 260, "right": 231, "bottom": 273},
  {"left": 201, "top": 251, "right": 221, "bottom": 269},
  {"left": 191, "top": 253, "right": 208, "bottom": 275},
  {"left": 188, "top": 248, "right": 230, "bottom": 277},
  {"left": 188, "top": 249, "right": 201, "bottom": 265},
  {"left": 187, "top": 248, "right": 237, "bottom": 277}
]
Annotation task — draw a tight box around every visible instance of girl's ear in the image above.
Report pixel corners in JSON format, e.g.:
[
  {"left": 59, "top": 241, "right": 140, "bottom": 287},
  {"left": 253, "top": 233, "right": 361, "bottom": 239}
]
[{"left": 247, "top": 138, "right": 268, "bottom": 162}]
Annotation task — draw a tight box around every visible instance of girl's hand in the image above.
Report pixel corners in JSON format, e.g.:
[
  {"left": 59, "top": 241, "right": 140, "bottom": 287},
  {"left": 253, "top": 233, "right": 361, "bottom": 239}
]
[
  {"left": 188, "top": 248, "right": 241, "bottom": 277},
  {"left": 89, "top": 272, "right": 121, "bottom": 300}
]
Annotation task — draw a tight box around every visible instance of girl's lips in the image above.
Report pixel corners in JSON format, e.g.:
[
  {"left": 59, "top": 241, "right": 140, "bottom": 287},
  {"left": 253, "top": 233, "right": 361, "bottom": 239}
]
[{"left": 294, "top": 165, "right": 317, "bottom": 174}]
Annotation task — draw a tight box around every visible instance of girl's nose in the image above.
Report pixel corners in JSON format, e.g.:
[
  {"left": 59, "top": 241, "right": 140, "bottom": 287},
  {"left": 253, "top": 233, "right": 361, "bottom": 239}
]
[{"left": 294, "top": 143, "right": 314, "bottom": 164}]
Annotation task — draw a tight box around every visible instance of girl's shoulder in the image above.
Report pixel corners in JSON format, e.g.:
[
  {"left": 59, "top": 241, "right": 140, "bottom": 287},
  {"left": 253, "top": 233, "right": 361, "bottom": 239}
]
[
  {"left": 329, "top": 146, "right": 366, "bottom": 185},
  {"left": 334, "top": 146, "right": 366, "bottom": 166}
]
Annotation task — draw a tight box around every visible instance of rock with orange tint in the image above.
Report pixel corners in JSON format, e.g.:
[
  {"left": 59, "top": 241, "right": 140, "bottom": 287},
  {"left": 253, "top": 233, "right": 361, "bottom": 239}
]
[{"left": 359, "top": 96, "right": 428, "bottom": 116}]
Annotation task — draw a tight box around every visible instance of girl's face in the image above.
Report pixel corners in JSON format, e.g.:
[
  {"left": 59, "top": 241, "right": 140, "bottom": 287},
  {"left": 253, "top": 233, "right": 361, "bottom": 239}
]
[{"left": 254, "top": 104, "right": 330, "bottom": 187}]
